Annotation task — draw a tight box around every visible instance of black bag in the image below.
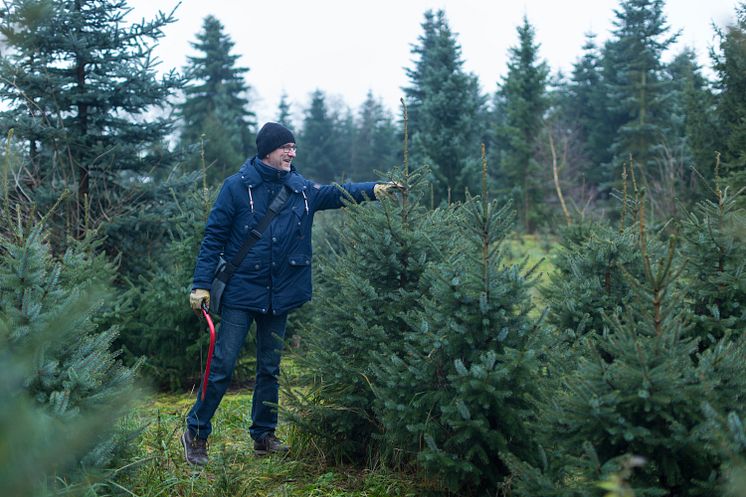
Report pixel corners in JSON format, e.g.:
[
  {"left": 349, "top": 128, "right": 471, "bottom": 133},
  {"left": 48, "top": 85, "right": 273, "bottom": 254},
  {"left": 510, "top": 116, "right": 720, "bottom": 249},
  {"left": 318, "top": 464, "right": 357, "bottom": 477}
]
[
  {"left": 209, "top": 255, "right": 229, "bottom": 315},
  {"left": 208, "top": 185, "right": 291, "bottom": 315}
]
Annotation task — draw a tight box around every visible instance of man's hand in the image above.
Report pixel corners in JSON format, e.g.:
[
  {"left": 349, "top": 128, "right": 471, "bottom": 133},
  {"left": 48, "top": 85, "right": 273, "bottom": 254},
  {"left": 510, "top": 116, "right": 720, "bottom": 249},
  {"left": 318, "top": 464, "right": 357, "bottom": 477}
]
[
  {"left": 190, "top": 289, "right": 211, "bottom": 316},
  {"left": 374, "top": 182, "right": 405, "bottom": 198}
]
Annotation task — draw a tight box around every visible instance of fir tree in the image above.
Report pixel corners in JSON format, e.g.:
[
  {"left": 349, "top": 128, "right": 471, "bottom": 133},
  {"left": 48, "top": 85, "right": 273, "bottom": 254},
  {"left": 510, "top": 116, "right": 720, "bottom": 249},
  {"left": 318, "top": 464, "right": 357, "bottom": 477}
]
[
  {"left": 349, "top": 91, "right": 400, "bottom": 181},
  {"left": 276, "top": 91, "right": 295, "bottom": 131},
  {"left": 564, "top": 32, "right": 616, "bottom": 187},
  {"left": 679, "top": 175, "right": 746, "bottom": 347},
  {"left": 0, "top": 223, "right": 138, "bottom": 483},
  {"left": 376, "top": 158, "right": 543, "bottom": 495},
  {"left": 495, "top": 15, "right": 549, "bottom": 232},
  {"left": 334, "top": 107, "right": 356, "bottom": 179},
  {"left": 403, "top": 9, "right": 485, "bottom": 203},
  {"left": 283, "top": 164, "right": 450, "bottom": 461},
  {"left": 603, "top": 0, "right": 678, "bottom": 179},
  {"left": 513, "top": 199, "right": 741, "bottom": 497},
  {"left": 179, "top": 15, "right": 256, "bottom": 184},
  {"left": 542, "top": 223, "right": 641, "bottom": 341},
  {"left": 0, "top": 0, "right": 182, "bottom": 236},
  {"left": 712, "top": 2, "right": 746, "bottom": 200},
  {"left": 666, "top": 49, "right": 719, "bottom": 194},
  {"left": 118, "top": 176, "right": 220, "bottom": 390},
  {"left": 298, "top": 89, "right": 339, "bottom": 182},
  {"left": 701, "top": 405, "right": 746, "bottom": 497}
]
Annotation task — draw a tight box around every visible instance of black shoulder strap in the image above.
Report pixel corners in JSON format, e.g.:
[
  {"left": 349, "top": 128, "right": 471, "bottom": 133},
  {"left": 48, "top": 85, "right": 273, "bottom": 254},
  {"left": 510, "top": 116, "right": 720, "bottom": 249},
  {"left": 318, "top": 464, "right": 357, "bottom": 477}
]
[{"left": 223, "top": 185, "right": 292, "bottom": 278}]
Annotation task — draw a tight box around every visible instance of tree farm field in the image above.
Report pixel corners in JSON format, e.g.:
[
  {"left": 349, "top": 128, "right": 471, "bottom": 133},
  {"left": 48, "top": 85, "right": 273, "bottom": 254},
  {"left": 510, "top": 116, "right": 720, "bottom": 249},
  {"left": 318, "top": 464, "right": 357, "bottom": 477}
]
[
  {"left": 112, "top": 235, "right": 557, "bottom": 496},
  {"left": 115, "top": 388, "right": 423, "bottom": 496}
]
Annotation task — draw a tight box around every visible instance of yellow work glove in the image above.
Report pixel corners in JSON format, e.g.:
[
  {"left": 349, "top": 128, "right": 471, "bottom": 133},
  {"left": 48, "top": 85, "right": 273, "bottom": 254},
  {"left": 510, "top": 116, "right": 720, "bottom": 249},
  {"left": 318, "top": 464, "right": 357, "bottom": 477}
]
[
  {"left": 373, "top": 181, "right": 405, "bottom": 198},
  {"left": 190, "top": 289, "right": 211, "bottom": 316}
]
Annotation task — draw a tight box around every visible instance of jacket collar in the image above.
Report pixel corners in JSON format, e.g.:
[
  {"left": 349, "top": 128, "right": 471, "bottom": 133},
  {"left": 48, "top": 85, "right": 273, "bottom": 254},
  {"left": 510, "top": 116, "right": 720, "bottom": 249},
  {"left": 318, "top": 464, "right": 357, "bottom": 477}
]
[{"left": 239, "top": 156, "right": 306, "bottom": 193}]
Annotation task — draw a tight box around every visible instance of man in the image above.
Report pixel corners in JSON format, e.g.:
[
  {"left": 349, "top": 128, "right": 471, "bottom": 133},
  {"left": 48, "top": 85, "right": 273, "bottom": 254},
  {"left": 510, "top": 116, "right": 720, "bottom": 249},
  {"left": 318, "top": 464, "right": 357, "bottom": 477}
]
[{"left": 182, "top": 122, "right": 400, "bottom": 465}]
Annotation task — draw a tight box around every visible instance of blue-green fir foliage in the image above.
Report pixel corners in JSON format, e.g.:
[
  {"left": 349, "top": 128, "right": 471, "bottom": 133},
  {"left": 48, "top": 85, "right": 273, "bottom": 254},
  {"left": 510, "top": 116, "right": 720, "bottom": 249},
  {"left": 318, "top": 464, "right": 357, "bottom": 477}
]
[
  {"left": 495, "top": 15, "right": 549, "bottom": 232},
  {"left": 679, "top": 182, "right": 746, "bottom": 347},
  {"left": 117, "top": 173, "right": 247, "bottom": 391},
  {"left": 541, "top": 220, "right": 643, "bottom": 346},
  {"left": 0, "top": 225, "right": 138, "bottom": 492},
  {"left": 404, "top": 9, "right": 485, "bottom": 203},
  {"left": 511, "top": 210, "right": 746, "bottom": 496},
  {"left": 283, "top": 166, "right": 450, "bottom": 461},
  {"left": 179, "top": 14, "right": 256, "bottom": 184},
  {"left": 376, "top": 189, "right": 543, "bottom": 494}
]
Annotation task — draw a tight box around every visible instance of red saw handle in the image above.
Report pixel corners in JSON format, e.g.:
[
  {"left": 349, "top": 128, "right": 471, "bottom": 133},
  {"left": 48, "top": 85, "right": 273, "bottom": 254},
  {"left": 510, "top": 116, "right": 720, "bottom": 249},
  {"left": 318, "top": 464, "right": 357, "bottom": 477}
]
[{"left": 200, "top": 303, "right": 216, "bottom": 401}]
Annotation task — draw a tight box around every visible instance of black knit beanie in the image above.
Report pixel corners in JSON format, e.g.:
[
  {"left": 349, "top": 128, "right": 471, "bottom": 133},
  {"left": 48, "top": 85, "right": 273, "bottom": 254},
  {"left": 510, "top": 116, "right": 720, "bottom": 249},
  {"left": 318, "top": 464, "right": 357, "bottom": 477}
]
[{"left": 256, "top": 122, "right": 295, "bottom": 159}]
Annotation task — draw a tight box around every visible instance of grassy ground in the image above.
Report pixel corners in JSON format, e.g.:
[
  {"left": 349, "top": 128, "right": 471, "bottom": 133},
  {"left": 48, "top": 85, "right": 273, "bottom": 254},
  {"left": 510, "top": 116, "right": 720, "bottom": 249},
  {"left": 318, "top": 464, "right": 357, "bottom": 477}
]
[
  {"left": 109, "top": 234, "right": 557, "bottom": 497},
  {"left": 111, "top": 390, "right": 424, "bottom": 497},
  {"left": 504, "top": 232, "right": 557, "bottom": 307}
]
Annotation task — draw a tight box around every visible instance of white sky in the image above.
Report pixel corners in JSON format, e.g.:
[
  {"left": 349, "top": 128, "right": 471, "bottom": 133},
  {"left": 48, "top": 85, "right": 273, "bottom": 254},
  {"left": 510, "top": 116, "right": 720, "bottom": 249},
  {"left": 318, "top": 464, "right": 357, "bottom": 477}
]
[{"left": 127, "top": 0, "right": 739, "bottom": 125}]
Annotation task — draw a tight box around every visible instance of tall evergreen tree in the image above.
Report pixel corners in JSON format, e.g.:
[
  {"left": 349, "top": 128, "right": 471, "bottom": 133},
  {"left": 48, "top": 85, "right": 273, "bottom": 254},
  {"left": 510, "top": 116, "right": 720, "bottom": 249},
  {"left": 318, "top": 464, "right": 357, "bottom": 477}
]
[
  {"left": 283, "top": 166, "right": 449, "bottom": 461},
  {"left": 512, "top": 189, "right": 746, "bottom": 496},
  {"left": 666, "top": 49, "right": 719, "bottom": 196},
  {"left": 179, "top": 15, "right": 256, "bottom": 184},
  {"left": 495, "top": 15, "right": 549, "bottom": 231},
  {"left": 0, "top": 223, "right": 138, "bottom": 485},
  {"left": 403, "top": 9, "right": 485, "bottom": 203},
  {"left": 349, "top": 91, "right": 399, "bottom": 181},
  {"left": 712, "top": 2, "right": 746, "bottom": 199},
  {"left": 603, "top": 0, "right": 678, "bottom": 180},
  {"left": 334, "top": 107, "right": 356, "bottom": 179},
  {"left": 276, "top": 91, "right": 295, "bottom": 132},
  {"left": 564, "top": 33, "right": 616, "bottom": 187},
  {"left": 679, "top": 178, "right": 746, "bottom": 346},
  {"left": 0, "top": 0, "right": 181, "bottom": 236},
  {"left": 298, "top": 89, "right": 339, "bottom": 182},
  {"left": 377, "top": 169, "right": 542, "bottom": 494}
]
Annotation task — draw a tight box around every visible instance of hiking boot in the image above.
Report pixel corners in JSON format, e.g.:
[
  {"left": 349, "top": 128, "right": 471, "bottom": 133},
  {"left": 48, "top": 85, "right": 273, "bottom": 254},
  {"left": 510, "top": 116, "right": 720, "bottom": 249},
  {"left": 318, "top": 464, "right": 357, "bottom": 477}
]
[
  {"left": 181, "top": 429, "right": 208, "bottom": 466},
  {"left": 254, "top": 433, "right": 289, "bottom": 456}
]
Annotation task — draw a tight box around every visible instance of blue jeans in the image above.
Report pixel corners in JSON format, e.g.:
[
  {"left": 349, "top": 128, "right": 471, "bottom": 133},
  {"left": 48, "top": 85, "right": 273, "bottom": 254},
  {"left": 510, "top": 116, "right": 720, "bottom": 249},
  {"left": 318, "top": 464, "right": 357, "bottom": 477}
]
[{"left": 186, "top": 306, "right": 288, "bottom": 441}]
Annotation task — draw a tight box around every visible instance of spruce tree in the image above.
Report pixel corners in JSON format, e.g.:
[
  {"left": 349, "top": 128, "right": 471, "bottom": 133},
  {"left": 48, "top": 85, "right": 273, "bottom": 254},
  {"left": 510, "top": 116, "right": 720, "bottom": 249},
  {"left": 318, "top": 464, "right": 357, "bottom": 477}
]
[
  {"left": 679, "top": 176, "right": 746, "bottom": 347},
  {"left": 0, "top": 0, "right": 181, "bottom": 236},
  {"left": 0, "top": 223, "right": 138, "bottom": 482},
  {"left": 603, "top": 0, "right": 678, "bottom": 180},
  {"left": 179, "top": 14, "right": 256, "bottom": 184},
  {"left": 276, "top": 91, "right": 295, "bottom": 131},
  {"left": 541, "top": 216, "right": 644, "bottom": 348},
  {"left": 118, "top": 176, "right": 220, "bottom": 390},
  {"left": 513, "top": 200, "right": 740, "bottom": 497},
  {"left": 283, "top": 164, "right": 449, "bottom": 461},
  {"left": 349, "top": 91, "right": 400, "bottom": 181},
  {"left": 712, "top": 3, "right": 746, "bottom": 200},
  {"left": 564, "top": 33, "right": 616, "bottom": 187},
  {"left": 666, "top": 49, "right": 719, "bottom": 195},
  {"left": 403, "top": 9, "right": 485, "bottom": 203},
  {"left": 495, "top": 15, "right": 549, "bottom": 231},
  {"left": 298, "top": 89, "right": 339, "bottom": 182},
  {"left": 376, "top": 159, "right": 542, "bottom": 495}
]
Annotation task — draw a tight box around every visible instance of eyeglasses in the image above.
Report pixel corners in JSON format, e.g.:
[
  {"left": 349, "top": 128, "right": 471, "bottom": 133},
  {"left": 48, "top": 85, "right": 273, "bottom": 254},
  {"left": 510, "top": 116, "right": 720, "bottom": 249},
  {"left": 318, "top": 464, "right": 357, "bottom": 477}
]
[{"left": 279, "top": 144, "right": 297, "bottom": 153}]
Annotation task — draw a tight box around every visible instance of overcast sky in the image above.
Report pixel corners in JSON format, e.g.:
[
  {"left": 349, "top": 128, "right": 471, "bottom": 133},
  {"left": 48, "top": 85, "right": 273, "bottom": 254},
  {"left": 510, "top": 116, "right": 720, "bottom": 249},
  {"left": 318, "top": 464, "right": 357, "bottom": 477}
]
[{"left": 127, "top": 0, "right": 739, "bottom": 125}]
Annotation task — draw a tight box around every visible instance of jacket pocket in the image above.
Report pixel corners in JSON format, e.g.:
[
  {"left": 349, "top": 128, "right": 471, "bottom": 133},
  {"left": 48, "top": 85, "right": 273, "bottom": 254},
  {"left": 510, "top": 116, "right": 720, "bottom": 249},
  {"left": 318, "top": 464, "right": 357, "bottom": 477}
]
[{"left": 288, "top": 254, "right": 311, "bottom": 266}]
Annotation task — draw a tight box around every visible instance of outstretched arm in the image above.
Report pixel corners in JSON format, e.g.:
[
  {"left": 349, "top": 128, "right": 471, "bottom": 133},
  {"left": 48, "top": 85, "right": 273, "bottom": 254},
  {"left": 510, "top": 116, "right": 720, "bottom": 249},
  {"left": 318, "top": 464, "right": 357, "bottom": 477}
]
[{"left": 313, "top": 181, "right": 405, "bottom": 211}]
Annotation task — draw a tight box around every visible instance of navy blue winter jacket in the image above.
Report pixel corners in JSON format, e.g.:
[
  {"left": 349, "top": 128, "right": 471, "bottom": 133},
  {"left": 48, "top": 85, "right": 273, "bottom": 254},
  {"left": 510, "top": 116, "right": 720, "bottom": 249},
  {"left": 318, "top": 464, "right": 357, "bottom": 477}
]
[{"left": 192, "top": 157, "right": 378, "bottom": 314}]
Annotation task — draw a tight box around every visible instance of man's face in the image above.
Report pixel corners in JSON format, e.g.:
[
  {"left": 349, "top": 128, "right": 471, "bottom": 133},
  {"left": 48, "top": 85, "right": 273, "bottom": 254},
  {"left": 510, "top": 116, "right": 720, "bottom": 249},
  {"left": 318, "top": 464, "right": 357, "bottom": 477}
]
[{"left": 264, "top": 143, "right": 296, "bottom": 171}]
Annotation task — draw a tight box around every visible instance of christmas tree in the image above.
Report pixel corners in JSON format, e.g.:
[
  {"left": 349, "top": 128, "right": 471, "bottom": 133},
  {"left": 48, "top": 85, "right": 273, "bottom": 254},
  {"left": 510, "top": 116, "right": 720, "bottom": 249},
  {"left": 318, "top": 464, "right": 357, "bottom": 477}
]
[
  {"left": 0, "top": 222, "right": 138, "bottom": 491},
  {"left": 283, "top": 160, "right": 451, "bottom": 461},
  {"left": 511, "top": 192, "right": 742, "bottom": 496},
  {"left": 376, "top": 152, "right": 543, "bottom": 494},
  {"left": 679, "top": 170, "right": 746, "bottom": 347}
]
